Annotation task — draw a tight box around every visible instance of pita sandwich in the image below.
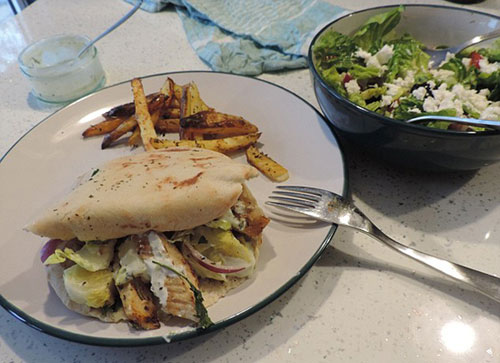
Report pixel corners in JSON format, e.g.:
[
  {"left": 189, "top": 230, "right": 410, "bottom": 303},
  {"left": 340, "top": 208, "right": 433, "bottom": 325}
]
[{"left": 28, "top": 147, "right": 269, "bottom": 330}]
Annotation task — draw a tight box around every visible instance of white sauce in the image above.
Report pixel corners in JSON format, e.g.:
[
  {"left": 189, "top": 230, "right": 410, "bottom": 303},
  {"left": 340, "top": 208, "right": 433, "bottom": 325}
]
[{"left": 143, "top": 232, "right": 186, "bottom": 308}]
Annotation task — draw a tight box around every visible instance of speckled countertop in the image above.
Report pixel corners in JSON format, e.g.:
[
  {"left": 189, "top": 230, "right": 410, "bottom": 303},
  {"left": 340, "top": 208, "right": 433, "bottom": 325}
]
[{"left": 1, "top": 0, "right": 500, "bottom": 362}]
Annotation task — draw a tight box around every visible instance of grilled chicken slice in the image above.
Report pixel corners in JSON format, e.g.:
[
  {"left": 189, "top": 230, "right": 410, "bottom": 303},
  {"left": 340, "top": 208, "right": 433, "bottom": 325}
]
[
  {"left": 238, "top": 184, "right": 270, "bottom": 240},
  {"left": 138, "top": 232, "right": 200, "bottom": 322},
  {"left": 161, "top": 239, "right": 199, "bottom": 321},
  {"left": 118, "top": 278, "right": 160, "bottom": 330}
]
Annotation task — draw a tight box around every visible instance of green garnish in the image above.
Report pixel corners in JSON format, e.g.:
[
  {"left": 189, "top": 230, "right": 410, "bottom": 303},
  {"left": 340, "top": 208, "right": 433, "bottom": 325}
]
[
  {"left": 90, "top": 168, "right": 100, "bottom": 178},
  {"left": 152, "top": 260, "right": 213, "bottom": 329}
]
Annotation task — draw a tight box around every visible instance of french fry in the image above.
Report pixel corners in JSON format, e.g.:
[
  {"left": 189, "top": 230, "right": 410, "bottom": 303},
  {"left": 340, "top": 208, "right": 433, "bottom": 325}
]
[
  {"left": 180, "top": 110, "right": 259, "bottom": 140},
  {"left": 129, "top": 103, "right": 164, "bottom": 147},
  {"left": 82, "top": 118, "right": 124, "bottom": 138},
  {"left": 245, "top": 145, "right": 289, "bottom": 182},
  {"left": 131, "top": 78, "right": 157, "bottom": 152},
  {"left": 151, "top": 133, "right": 261, "bottom": 154},
  {"left": 101, "top": 115, "right": 137, "bottom": 149},
  {"left": 180, "top": 82, "right": 212, "bottom": 118},
  {"left": 102, "top": 92, "right": 160, "bottom": 119},
  {"left": 128, "top": 127, "right": 141, "bottom": 147},
  {"left": 162, "top": 107, "right": 180, "bottom": 119},
  {"left": 173, "top": 83, "right": 183, "bottom": 103},
  {"left": 156, "top": 118, "right": 180, "bottom": 134}
]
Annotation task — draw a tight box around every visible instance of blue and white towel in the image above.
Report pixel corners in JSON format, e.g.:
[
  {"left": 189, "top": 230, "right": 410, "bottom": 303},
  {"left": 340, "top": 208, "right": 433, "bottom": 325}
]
[{"left": 125, "top": 0, "right": 347, "bottom": 75}]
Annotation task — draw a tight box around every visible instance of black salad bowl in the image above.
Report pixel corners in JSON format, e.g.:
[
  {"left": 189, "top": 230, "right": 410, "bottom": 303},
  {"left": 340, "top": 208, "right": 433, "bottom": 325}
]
[{"left": 308, "top": 5, "right": 500, "bottom": 171}]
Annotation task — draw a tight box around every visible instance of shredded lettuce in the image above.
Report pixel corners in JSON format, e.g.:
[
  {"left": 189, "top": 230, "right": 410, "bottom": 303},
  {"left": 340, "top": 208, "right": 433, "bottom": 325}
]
[{"left": 44, "top": 240, "right": 116, "bottom": 272}]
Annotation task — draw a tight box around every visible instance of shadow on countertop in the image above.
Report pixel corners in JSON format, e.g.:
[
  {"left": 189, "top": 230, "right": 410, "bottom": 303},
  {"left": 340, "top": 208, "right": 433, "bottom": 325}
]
[{"left": 341, "top": 141, "right": 500, "bottom": 234}]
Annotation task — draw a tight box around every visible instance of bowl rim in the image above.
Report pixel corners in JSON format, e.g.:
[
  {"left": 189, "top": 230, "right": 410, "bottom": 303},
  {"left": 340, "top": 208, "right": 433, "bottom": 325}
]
[{"left": 308, "top": 4, "right": 500, "bottom": 138}]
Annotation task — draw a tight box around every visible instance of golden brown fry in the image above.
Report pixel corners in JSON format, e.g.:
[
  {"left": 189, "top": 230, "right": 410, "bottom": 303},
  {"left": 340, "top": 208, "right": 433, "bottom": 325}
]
[
  {"left": 101, "top": 115, "right": 137, "bottom": 149},
  {"left": 245, "top": 145, "right": 289, "bottom": 182},
  {"left": 155, "top": 118, "right": 180, "bottom": 134},
  {"left": 162, "top": 107, "right": 180, "bottom": 119},
  {"left": 128, "top": 126, "right": 141, "bottom": 147},
  {"left": 131, "top": 78, "right": 157, "bottom": 152},
  {"left": 173, "top": 83, "right": 183, "bottom": 103},
  {"left": 102, "top": 92, "right": 160, "bottom": 119},
  {"left": 151, "top": 132, "right": 261, "bottom": 154},
  {"left": 180, "top": 110, "right": 259, "bottom": 140},
  {"left": 180, "top": 83, "right": 212, "bottom": 119},
  {"left": 130, "top": 106, "right": 164, "bottom": 146},
  {"left": 82, "top": 118, "right": 124, "bottom": 138}
]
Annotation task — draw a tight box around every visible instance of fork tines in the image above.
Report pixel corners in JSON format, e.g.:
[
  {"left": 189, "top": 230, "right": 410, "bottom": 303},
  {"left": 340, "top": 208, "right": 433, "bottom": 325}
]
[{"left": 267, "top": 185, "right": 323, "bottom": 210}]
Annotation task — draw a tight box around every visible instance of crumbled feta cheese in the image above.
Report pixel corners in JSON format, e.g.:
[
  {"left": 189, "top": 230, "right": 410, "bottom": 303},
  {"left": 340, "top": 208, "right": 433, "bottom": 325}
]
[
  {"left": 386, "top": 83, "right": 401, "bottom": 97},
  {"left": 427, "top": 80, "right": 436, "bottom": 89},
  {"left": 393, "top": 70, "right": 415, "bottom": 88},
  {"left": 345, "top": 79, "right": 361, "bottom": 95},
  {"left": 409, "top": 107, "right": 421, "bottom": 114},
  {"left": 478, "top": 58, "right": 500, "bottom": 74},
  {"left": 461, "top": 57, "right": 471, "bottom": 69},
  {"left": 375, "top": 44, "right": 394, "bottom": 65},
  {"left": 412, "top": 86, "right": 427, "bottom": 101},
  {"left": 430, "top": 69, "right": 456, "bottom": 84},
  {"left": 354, "top": 48, "right": 371, "bottom": 61},
  {"left": 381, "top": 95, "right": 393, "bottom": 107},
  {"left": 451, "top": 84, "right": 490, "bottom": 113},
  {"left": 354, "top": 46, "right": 392, "bottom": 73},
  {"left": 438, "top": 52, "right": 455, "bottom": 68},
  {"left": 479, "top": 104, "right": 500, "bottom": 121},
  {"left": 423, "top": 83, "right": 463, "bottom": 116},
  {"left": 421, "top": 82, "right": 493, "bottom": 117}
]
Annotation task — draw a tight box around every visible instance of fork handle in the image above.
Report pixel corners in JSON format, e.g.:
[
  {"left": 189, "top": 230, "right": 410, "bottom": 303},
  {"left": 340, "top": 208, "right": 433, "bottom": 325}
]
[
  {"left": 362, "top": 224, "right": 500, "bottom": 302},
  {"left": 452, "top": 28, "right": 500, "bottom": 54}
]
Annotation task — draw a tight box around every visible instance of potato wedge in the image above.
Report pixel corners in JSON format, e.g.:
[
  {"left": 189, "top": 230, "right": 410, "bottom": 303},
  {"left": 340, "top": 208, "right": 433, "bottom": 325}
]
[
  {"left": 162, "top": 107, "right": 180, "bottom": 119},
  {"left": 127, "top": 126, "right": 141, "bottom": 147},
  {"left": 101, "top": 115, "right": 137, "bottom": 149},
  {"left": 245, "top": 145, "right": 289, "bottom": 182},
  {"left": 180, "top": 110, "right": 259, "bottom": 140},
  {"left": 129, "top": 103, "right": 164, "bottom": 147},
  {"left": 151, "top": 133, "right": 261, "bottom": 154},
  {"left": 155, "top": 118, "right": 180, "bottom": 134},
  {"left": 102, "top": 92, "right": 160, "bottom": 119},
  {"left": 82, "top": 118, "right": 124, "bottom": 138},
  {"left": 180, "top": 82, "right": 212, "bottom": 118},
  {"left": 131, "top": 78, "right": 157, "bottom": 152}
]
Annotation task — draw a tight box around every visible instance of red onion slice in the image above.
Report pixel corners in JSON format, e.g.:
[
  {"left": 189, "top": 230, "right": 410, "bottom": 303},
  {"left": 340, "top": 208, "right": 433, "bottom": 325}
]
[
  {"left": 40, "top": 239, "right": 63, "bottom": 263},
  {"left": 182, "top": 241, "right": 249, "bottom": 274}
]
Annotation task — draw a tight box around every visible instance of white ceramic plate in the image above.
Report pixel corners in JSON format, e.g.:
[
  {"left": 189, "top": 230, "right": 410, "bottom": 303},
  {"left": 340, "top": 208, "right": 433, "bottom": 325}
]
[{"left": 0, "top": 71, "right": 346, "bottom": 346}]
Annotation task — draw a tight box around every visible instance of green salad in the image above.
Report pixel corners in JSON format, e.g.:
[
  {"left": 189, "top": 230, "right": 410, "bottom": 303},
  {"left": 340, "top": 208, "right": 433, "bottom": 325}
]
[{"left": 312, "top": 6, "right": 500, "bottom": 131}]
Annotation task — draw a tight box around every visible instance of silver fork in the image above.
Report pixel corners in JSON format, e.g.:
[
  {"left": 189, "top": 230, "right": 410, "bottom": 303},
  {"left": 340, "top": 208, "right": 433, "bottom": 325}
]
[
  {"left": 267, "top": 185, "right": 500, "bottom": 303},
  {"left": 424, "top": 28, "right": 500, "bottom": 67}
]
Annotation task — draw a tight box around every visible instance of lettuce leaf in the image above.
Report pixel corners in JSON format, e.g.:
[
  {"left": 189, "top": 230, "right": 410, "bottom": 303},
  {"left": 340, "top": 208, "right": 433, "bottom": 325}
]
[
  {"left": 44, "top": 240, "right": 116, "bottom": 272},
  {"left": 349, "top": 64, "right": 381, "bottom": 80},
  {"left": 477, "top": 39, "right": 500, "bottom": 63},
  {"left": 312, "top": 30, "right": 356, "bottom": 71},
  {"left": 477, "top": 70, "right": 500, "bottom": 101},
  {"left": 386, "top": 34, "right": 430, "bottom": 82},
  {"left": 351, "top": 6, "right": 404, "bottom": 52}
]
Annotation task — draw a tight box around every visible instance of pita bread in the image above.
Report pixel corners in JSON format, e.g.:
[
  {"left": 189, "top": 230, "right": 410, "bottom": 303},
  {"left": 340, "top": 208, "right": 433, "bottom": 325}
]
[{"left": 28, "top": 148, "right": 258, "bottom": 242}]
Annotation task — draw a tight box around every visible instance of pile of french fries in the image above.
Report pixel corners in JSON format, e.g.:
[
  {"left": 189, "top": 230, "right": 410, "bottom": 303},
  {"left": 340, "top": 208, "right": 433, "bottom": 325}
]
[{"left": 82, "top": 77, "right": 289, "bottom": 182}]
